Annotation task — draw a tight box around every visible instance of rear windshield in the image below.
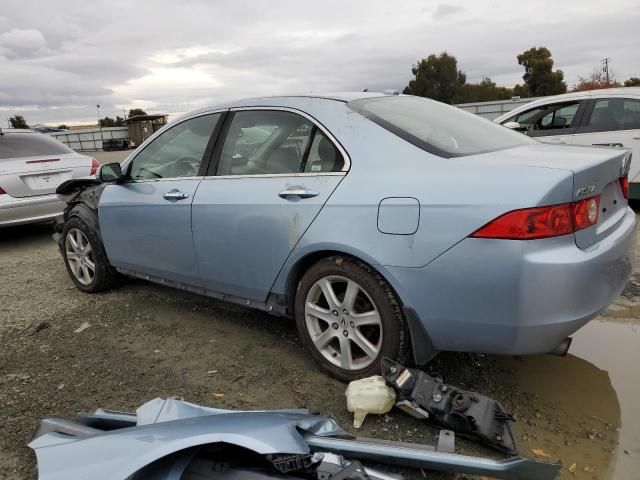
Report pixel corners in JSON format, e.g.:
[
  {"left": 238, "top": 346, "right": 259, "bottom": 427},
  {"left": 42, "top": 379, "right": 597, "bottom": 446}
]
[
  {"left": 348, "top": 96, "right": 534, "bottom": 158},
  {"left": 0, "top": 132, "right": 73, "bottom": 160}
]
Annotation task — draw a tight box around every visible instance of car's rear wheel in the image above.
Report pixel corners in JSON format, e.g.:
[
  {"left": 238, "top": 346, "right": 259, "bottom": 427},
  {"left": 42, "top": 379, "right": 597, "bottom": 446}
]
[
  {"left": 62, "top": 217, "right": 120, "bottom": 292},
  {"left": 295, "top": 256, "right": 409, "bottom": 381}
]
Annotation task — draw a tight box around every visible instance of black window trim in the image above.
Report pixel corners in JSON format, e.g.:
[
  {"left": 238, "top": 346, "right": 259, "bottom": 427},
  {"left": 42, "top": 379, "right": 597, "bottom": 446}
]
[{"left": 205, "top": 106, "right": 350, "bottom": 178}]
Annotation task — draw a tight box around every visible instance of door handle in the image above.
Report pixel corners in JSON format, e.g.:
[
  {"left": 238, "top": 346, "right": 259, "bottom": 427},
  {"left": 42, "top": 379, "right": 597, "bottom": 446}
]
[
  {"left": 163, "top": 190, "right": 190, "bottom": 200},
  {"left": 278, "top": 188, "right": 319, "bottom": 199},
  {"left": 592, "top": 142, "right": 624, "bottom": 147}
]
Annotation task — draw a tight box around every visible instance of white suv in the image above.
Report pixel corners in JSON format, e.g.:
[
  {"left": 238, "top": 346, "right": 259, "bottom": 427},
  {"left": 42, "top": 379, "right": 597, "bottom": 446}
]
[{"left": 495, "top": 88, "right": 640, "bottom": 199}]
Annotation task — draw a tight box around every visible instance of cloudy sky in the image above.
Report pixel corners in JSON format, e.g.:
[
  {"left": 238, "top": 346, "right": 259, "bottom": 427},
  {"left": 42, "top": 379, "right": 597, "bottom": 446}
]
[{"left": 1, "top": 0, "right": 639, "bottom": 125}]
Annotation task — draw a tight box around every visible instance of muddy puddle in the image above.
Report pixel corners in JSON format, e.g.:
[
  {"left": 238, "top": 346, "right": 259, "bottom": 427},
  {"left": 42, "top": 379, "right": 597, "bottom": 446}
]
[{"left": 493, "top": 295, "right": 640, "bottom": 478}]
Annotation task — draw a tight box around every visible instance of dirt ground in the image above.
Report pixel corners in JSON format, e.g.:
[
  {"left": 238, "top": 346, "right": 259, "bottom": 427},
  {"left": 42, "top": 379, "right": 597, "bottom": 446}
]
[{"left": 1, "top": 162, "right": 639, "bottom": 478}]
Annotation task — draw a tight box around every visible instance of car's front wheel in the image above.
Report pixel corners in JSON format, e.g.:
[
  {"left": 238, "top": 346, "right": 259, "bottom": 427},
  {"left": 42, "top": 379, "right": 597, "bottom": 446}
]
[
  {"left": 295, "top": 256, "right": 409, "bottom": 381},
  {"left": 62, "top": 217, "right": 119, "bottom": 292}
]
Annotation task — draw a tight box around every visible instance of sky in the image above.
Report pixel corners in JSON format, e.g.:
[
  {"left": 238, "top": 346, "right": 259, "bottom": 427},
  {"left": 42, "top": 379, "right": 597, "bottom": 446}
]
[{"left": 1, "top": 0, "right": 639, "bottom": 125}]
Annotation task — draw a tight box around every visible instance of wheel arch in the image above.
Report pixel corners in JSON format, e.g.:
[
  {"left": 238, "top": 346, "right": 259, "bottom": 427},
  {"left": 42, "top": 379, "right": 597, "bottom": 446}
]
[{"left": 282, "top": 248, "right": 437, "bottom": 366}]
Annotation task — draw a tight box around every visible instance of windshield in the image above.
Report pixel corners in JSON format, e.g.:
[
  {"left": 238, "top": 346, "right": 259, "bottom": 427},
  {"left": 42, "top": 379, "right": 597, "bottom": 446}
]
[
  {"left": 0, "top": 132, "right": 73, "bottom": 160},
  {"left": 348, "top": 96, "right": 534, "bottom": 158}
]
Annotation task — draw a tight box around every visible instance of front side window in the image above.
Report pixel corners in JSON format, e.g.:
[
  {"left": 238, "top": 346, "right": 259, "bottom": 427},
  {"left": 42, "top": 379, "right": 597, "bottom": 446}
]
[
  {"left": 217, "top": 110, "right": 344, "bottom": 175},
  {"left": 586, "top": 98, "right": 640, "bottom": 132},
  {"left": 129, "top": 113, "right": 221, "bottom": 180},
  {"left": 0, "top": 132, "right": 73, "bottom": 160},
  {"left": 349, "top": 96, "right": 533, "bottom": 158},
  {"left": 510, "top": 101, "right": 581, "bottom": 132}
]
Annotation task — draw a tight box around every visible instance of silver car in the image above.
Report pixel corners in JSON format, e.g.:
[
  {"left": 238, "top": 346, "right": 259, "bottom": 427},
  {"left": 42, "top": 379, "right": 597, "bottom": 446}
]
[
  {"left": 54, "top": 93, "right": 636, "bottom": 381},
  {"left": 0, "top": 129, "right": 98, "bottom": 227}
]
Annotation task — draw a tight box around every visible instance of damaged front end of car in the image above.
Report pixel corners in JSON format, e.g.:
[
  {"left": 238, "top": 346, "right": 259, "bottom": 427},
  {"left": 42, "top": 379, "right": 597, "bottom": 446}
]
[
  {"left": 52, "top": 178, "right": 106, "bottom": 252},
  {"left": 30, "top": 398, "right": 561, "bottom": 480}
]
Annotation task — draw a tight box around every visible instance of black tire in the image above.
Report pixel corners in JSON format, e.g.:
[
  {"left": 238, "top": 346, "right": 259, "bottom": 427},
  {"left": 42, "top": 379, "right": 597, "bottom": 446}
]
[
  {"left": 61, "top": 216, "right": 120, "bottom": 293},
  {"left": 295, "top": 256, "right": 409, "bottom": 382}
]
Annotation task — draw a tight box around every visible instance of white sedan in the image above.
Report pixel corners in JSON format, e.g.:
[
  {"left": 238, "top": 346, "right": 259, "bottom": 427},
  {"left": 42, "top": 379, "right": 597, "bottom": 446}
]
[
  {"left": 495, "top": 87, "right": 640, "bottom": 199},
  {"left": 0, "top": 129, "right": 98, "bottom": 227}
]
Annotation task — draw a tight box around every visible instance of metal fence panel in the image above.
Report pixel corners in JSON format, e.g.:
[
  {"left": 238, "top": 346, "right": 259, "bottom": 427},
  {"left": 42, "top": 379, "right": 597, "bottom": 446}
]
[
  {"left": 48, "top": 127, "right": 128, "bottom": 151},
  {"left": 456, "top": 97, "right": 542, "bottom": 120}
]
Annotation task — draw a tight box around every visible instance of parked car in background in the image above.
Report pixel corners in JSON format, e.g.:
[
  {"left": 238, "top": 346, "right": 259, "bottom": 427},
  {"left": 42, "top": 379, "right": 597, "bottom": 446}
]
[
  {"left": 495, "top": 87, "right": 640, "bottom": 198},
  {"left": 0, "top": 129, "right": 99, "bottom": 227},
  {"left": 102, "top": 138, "right": 130, "bottom": 151},
  {"left": 54, "top": 93, "right": 635, "bottom": 381}
]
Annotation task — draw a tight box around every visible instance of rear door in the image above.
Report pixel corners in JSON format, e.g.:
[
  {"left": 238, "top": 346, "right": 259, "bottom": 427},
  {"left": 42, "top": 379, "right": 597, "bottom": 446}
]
[
  {"left": 571, "top": 97, "right": 640, "bottom": 195},
  {"left": 99, "top": 112, "right": 223, "bottom": 286},
  {"left": 506, "top": 100, "right": 587, "bottom": 145},
  {"left": 0, "top": 132, "right": 89, "bottom": 197},
  {"left": 191, "top": 108, "right": 347, "bottom": 302}
]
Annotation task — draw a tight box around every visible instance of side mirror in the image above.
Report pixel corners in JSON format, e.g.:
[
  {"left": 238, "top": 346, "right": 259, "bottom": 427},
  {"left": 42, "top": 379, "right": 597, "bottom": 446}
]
[{"left": 99, "top": 162, "right": 123, "bottom": 182}]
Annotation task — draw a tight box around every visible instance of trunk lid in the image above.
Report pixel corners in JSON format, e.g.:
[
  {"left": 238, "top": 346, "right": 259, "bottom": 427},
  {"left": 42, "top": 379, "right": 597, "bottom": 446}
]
[
  {"left": 477, "top": 143, "right": 631, "bottom": 249},
  {"left": 0, "top": 153, "right": 92, "bottom": 198}
]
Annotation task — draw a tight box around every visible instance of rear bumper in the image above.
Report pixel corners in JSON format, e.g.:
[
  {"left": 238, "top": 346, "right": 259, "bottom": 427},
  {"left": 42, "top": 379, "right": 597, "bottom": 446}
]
[
  {"left": 0, "top": 193, "right": 64, "bottom": 227},
  {"left": 386, "top": 207, "right": 636, "bottom": 355}
]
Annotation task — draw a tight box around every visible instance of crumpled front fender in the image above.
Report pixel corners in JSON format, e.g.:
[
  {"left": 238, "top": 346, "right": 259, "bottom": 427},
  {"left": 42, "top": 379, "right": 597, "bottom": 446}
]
[{"left": 29, "top": 398, "right": 347, "bottom": 480}]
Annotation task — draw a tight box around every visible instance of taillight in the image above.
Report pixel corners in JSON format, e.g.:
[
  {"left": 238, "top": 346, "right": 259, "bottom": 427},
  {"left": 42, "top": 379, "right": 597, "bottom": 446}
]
[
  {"left": 619, "top": 176, "right": 629, "bottom": 199},
  {"left": 472, "top": 195, "right": 601, "bottom": 240},
  {"left": 0, "top": 187, "right": 6, "bottom": 195},
  {"left": 573, "top": 196, "right": 600, "bottom": 231},
  {"left": 90, "top": 158, "right": 100, "bottom": 176}
]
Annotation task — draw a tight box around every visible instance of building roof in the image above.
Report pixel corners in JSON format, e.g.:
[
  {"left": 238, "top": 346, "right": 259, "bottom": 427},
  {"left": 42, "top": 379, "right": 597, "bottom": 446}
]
[{"left": 125, "top": 114, "right": 168, "bottom": 123}]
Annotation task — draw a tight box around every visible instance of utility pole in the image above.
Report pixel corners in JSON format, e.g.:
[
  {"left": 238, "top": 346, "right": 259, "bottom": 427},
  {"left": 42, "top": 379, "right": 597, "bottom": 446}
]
[
  {"left": 96, "top": 104, "right": 104, "bottom": 149},
  {"left": 601, "top": 58, "right": 611, "bottom": 84}
]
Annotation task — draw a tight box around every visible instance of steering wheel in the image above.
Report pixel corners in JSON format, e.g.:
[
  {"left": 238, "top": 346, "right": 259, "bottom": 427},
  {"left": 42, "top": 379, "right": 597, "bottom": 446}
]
[{"left": 172, "top": 156, "right": 200, "bottom": 177}]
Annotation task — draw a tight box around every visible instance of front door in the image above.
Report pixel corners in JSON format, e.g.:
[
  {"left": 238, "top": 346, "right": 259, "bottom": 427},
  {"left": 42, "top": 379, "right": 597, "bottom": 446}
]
[
  {"left": 508, "top": 100, "right": 586, "bottom": 145},
  {"left": 99, "top": 112, "right": 223, "bottom": 285},
  {"left": 192, "top": 109, "right": 347, "bottom": 301}
]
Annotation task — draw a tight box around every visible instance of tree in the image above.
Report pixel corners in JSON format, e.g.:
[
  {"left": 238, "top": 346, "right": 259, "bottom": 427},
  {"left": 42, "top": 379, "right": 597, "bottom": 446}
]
[
  {"left": 404, "top": 52, "right": 466, "bottom": 103},
  {"left": 57, "top": 124, "right": 68, "bottom": 129},
  {"left": 512, "top": 84, "right": 530, "bottom": 98},
  {"left": 574, "top": 69, "right": 620, "bottom": 91},
  {"left": 9, "top": 115, "right": 29, "bottom": 129},
  {"left": 624, "top": 77, "right": 640, "bottom": 87},
  {"left": 114, "top": 116, "right": 125, "bottom": 127},
  {"left": 516, "top": 47, "right": 567, "bottom": 96},
  {"left": 99, "top": 116, "right": 117, "bottom": 127},
  {"left": 458, "top": 77, "right": 513, "bottom": 103},
  {"left": 128, "top": 108, "right": 147, "bottom": 118}
]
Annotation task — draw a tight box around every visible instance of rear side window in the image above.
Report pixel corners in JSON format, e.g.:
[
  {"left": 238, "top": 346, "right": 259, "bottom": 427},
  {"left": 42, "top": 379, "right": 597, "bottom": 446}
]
[
  {"left": 216, "top": 110, "right": 344, "bottom": 175},
  {"left": 0, "top": 132, "right": 73, "bottom": 160},
  {"left": 348, "top": 96, "right": 533, "bottom": 158},
  {"left": 586, "top": 98, "right": 640, "bottom": 132}
]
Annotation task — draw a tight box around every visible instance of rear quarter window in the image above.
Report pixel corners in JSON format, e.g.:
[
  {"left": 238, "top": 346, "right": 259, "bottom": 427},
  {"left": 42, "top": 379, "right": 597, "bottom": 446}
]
[
  {"left": 348, "top": 96, "right": 534, "bottom": 158},
  {"left": 0, "top": 132, "right": 73, "bottom": 160}
]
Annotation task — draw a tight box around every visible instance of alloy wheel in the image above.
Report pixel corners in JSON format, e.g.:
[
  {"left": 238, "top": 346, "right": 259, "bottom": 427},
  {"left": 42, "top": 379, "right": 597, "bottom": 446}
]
[
  {"left": 65, "top": 228, "right": 96, "bottom": 286},
  {"left": 304, "top": 275, "right": 383, "bottom": 371}
]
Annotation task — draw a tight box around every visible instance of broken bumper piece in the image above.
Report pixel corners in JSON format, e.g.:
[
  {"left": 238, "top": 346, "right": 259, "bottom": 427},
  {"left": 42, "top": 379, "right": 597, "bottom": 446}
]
[{"left": 29, "top": 398, "right": 559, "bottom": 480}]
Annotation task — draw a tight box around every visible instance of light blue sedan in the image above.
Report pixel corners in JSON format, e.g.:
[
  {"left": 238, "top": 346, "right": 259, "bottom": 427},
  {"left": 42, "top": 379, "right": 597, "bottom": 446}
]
[{"left": 54, "top": 93, "right": 636, "bottom": 380}]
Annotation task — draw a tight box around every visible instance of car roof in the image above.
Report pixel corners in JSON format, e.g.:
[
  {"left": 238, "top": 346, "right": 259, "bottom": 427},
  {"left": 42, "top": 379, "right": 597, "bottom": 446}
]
[
  {"left": 0, "top": 129, "right": 35, "bottom": 134},
  {"left": 181, "top": 92, "right": 389, "bottom": 119},
  {"left": 534, "top": 87, "right": 640, "bottom": 102},
  {"left": 495, "top": 87, "right": 640, "bottom": 121}
]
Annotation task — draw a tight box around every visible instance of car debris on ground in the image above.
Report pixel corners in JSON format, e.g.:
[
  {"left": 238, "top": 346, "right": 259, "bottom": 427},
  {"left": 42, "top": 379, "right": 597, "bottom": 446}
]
[
  {"left": 29, "top": 398, "right": 560, "bottom": 480},
  {"left": 344, "top": 359, "right": 518, "bottom": 457}
]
